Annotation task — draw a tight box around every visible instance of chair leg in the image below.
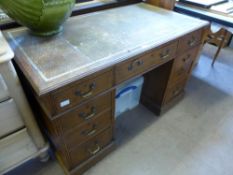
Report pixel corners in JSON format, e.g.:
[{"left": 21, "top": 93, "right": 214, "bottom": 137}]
[
  {"left": 211, "top": 31, "right": 228, "bottom": 66},
  {"left": 211, "top": 45, "right": 223, "bottom": 66}
]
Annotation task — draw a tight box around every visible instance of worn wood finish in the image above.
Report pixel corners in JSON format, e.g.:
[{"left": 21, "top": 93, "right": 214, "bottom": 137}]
[
  {"left": 141, "top": 30, "right": 206, "bottom": 115},
  {"left": 51, "top": 70, "right": 113, "bottom": 115},
  {"left": 69, "top": 127, "right": 113, "bottom": 169},
  {"left": 70, "top": 142, "right": 115, "bottom": 175},
  {"left": 163, "top": 77, "right": 187, "bottom": 104},
  {"left": 169, "top": 46, "right": 199, "bottom": 84},
  {"left": 38, "top": 68, "right": 113, "bottom": 118},
  {"left": 56, "top": 92, "right": 112, "bottom": 132},
  {"left": 115, "top": 41, "right": 178, "bottom": 84},
  {"left": 177, "top": 29, "right": 203, "bottom": 53},
  {"left": 6, "top": 3, "right": 209, "bottom": 175},
  {"left": 6, "top": 3, "right": 208, "bottom": 96},
  {"left": 62, "top": 110, "right": 112, "bottom": 150}
]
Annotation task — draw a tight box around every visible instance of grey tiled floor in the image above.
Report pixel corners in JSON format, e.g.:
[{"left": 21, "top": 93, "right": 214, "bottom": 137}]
[{"left": 6, "top": 44, "right": 233, "bottom": 175}]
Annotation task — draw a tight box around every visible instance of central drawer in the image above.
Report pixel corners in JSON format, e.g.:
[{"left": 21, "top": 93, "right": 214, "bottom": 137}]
[{"left": 115, "top": 41, "right": 178, "bottom": 84}]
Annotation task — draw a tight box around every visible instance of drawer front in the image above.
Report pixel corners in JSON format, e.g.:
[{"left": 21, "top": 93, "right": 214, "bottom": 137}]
[
  {"left": 63, "top": 110, "right": 112, "bottom": 149},
  {"left": 0, "top": 74, "right": 9, "bottom": 102},
  {"left": 178, "top": 29, "right": 202, "bottom": 53},
  {"left": 115, "top": 41, "right": 178, "bottom": 84},
  {"left": 0, "top": 128, "right": 37, "bottom": 173},
  {"left": 69, "top": 127, "right": 113, "bottom": 168},
  {"left": 164, "top": 78, "right": 187, "bottom": 104},
  {"left": 0, "top": 99, "right": 24, "bottom": 138},
  {"left": 57, "top": 92, "right": 112, "bottom": 132},
  {"left": 52, "top": 70, "right": 113, "bottom": 113},
  {"left": 170, "top": 46, "right": 199, "bottom": 83}
]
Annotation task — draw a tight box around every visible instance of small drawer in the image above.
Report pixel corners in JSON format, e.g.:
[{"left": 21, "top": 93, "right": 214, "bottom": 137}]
[
  {"left": 63, "top": 110, "right": 112, "bottom": 149},
  {"left": 115, "top": 41, "right": 177, "bottom": 84},
  {"left": 170, "top": 46, "right": 199, "bottom": 83},
  {"left": 0, "top": 99, "right": 24, "bottom": 138},
  {"left": 69, "top": 127, "right": 113, "bottom": 168},
  {"left": 164, "top": 78, "right": 187, "bottom": 104},
  {"left": 0, "top": 74, "right": 9, "bottom": 102},
  {"left": 52, "top": 70, "right": 113, "bottom": 113},
  {"left": 178, "top": 29, "right": 202, "bottom": 53},
  {"left": 57, "top": 92, "right": 112, "bottom": 132}
]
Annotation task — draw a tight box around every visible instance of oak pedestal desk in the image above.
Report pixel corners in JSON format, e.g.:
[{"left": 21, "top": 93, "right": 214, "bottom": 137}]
[{"left": 5, "top": 3, "right": 209, "bottom": 175}]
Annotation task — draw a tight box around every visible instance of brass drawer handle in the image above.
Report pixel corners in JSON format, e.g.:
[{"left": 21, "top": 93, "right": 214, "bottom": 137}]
[
  {"left": 81, "top": 124, "right": 97, "bottom": 136},
  {"left": 128, "top": 59, "right": 144, "bottom": 71},
  {"left": 79, "top": 107, "right": 96, "bottom": 120},
  {"left": 88, "top": 144, "right": 101, "bottom": 155},
  {"left": 87, "top": 129, "right": 97, "bottom": 136},
  {"left": 75, "top": 82, "right": 96, "bottom": 98},
  {"left": 160, "top": 49, "right": 170, "bottom": 60},
  {"left": 188, "top": 36, "right": 196, "bottom": 47}
]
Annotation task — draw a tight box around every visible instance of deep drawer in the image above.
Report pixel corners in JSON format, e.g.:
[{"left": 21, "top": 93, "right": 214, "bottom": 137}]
[
  {"left": 51, "top": 70, "right": 113, "bottom": 113},
  {"left": 57, "top": 92, "right": 112, "bottom": 132},
  {"left": 115, "top": 41, "right": 178, "bottom": 84},
  {"left": 69, "top": 127, "right": 113, "bottom": 168},
  {"left": 63, "top": 110, "right": 112, "bottom": 149},
  {"left": 0, "top": 99, "right": 24, "bottom": 138},
  {"left": 0, "top": 74, "right": 9, "bottom": 102},
  {"left": 178, "top": 29, "right": 202, "bottom": 53}
]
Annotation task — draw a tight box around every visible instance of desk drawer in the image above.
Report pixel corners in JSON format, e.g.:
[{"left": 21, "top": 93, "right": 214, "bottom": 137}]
[
  {"left": 57, "top": 92, "right": 112, "bottom": 132},
  {"left": 170, "top": 46, "right": 198, "bottom": 83},
  {"left": 178, "top": 29, "right": 202, "bottom": 53},
  {"left": 69, "top": 127, "right": 113, "bottom": 168},
  {"left": 52, "top": 70, "right": 113, "bottom": 113},
  {"left": 164, "top": 78, "right": 186, "bottom": 104},
  {"left": 0, "top": 99, "right": 24, "bottom": 138},
  {"left": 0, "top": 74, "right": 9, "bottom": 102},
  {"left": 63, "top": 110, "right": 112, "bottom": 149},
  {"left": 115, "top": 41, "right": 177, "bottom": 84}
]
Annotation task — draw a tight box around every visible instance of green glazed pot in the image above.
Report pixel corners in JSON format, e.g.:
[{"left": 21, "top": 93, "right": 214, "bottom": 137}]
[{"left": 0, "top": 0, "right": 75, "bottom": 36}]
